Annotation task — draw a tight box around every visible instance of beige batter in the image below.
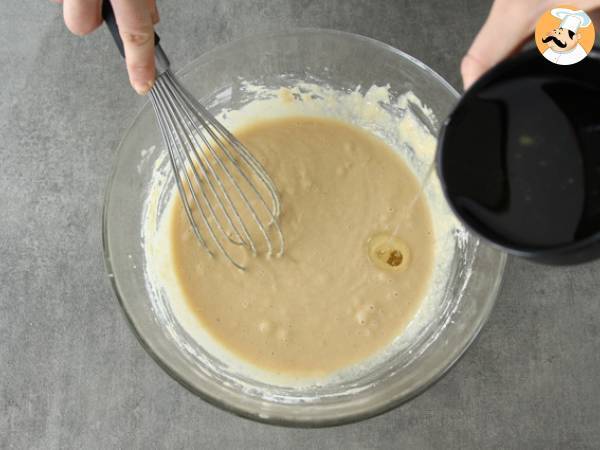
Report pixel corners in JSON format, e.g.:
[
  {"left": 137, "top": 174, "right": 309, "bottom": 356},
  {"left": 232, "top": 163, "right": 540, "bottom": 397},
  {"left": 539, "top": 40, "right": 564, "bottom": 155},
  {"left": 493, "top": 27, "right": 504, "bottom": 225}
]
[{"left": 165, "top": 116, "right": 435, "bottom": 377}]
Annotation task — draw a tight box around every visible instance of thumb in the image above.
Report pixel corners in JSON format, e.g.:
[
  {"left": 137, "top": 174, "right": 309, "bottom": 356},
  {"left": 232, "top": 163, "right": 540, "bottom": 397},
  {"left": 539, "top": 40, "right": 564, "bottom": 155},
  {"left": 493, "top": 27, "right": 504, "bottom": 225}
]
[{"left": 461, "top": 1, "right": 540, "bottom": 90}]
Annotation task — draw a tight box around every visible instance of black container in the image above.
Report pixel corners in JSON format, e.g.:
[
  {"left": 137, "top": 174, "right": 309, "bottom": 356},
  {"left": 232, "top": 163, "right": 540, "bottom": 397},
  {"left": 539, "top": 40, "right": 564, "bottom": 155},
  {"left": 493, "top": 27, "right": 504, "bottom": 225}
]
[{"left": 437, "top": 47, "right": 600, "bottom": 265}]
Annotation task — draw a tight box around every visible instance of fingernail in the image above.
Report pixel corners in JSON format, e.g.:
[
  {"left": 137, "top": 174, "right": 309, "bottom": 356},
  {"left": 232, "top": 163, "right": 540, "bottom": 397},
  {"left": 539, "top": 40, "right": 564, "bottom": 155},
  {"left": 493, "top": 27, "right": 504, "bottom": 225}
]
[{"left": 134, "top": 80, "right": 154, "bottom": 95}]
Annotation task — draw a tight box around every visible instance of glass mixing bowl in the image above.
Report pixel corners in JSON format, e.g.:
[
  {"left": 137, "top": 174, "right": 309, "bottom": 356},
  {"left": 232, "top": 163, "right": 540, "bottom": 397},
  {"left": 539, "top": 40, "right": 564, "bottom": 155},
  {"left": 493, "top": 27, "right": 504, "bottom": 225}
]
[{"left": 103, "top": 29, "right": 506, "bottom": 426}]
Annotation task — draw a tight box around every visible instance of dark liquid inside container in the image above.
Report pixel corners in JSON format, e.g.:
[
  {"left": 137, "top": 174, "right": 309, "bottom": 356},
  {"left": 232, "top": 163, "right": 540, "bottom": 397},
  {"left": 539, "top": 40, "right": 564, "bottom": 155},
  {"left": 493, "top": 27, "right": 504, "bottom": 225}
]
[{"left": 438, "top": 48, "right": 600, "bottom": 263}]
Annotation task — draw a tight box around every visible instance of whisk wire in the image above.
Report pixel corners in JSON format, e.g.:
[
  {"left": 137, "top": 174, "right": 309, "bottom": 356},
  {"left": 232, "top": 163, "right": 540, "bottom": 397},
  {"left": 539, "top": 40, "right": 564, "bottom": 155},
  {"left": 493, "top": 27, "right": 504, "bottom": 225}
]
[
  {"left": 158, "top": 77, "right": 250, "bottom": 251},
  {"left": 164, "top": 72, "right": 284, "bottom": 258},
  {"left": 148, "top": 65, "right": 285, "bottom": 268},
  {"left": 149, "top": 88, "right": 212, "bottom": 256},
  {"left": 160, "top": 77, "right": 257, "bottom": 252},
  {"left": 169, "top": 73, "right": 282, "bottom": 218},
  {"left": 152, "top": 78, "right": 248, "bottom": 270}
]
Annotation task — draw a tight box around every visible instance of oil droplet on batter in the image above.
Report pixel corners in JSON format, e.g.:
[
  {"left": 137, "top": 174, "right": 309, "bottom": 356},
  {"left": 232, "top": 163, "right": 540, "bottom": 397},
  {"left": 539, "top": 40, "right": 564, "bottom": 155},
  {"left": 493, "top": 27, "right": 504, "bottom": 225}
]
[
  {"left": 258, "top": 320, "right": 272, "bottom": 334},
  {"left": 375, "top": 272, "right": 388, "bottom": 282},
  {"left": 276, "top": 328, "right": 288, "bottom": 342},
  {"left": 367, "top": 232, "right": 410, "bottom": 272}
]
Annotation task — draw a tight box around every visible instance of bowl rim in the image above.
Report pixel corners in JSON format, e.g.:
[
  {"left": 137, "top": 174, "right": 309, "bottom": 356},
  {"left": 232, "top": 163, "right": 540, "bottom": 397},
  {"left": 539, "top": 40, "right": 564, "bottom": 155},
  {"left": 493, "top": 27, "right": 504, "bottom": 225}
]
[{"left": 102, "top": 27, "right": 507, "bottom": 427}]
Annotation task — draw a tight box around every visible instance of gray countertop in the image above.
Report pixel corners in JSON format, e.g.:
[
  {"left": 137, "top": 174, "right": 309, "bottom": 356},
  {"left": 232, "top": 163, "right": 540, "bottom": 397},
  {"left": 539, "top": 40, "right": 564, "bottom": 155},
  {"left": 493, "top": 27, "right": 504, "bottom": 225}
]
[{"left": 2, "top": 1, "right": 599, "bottom": 448}]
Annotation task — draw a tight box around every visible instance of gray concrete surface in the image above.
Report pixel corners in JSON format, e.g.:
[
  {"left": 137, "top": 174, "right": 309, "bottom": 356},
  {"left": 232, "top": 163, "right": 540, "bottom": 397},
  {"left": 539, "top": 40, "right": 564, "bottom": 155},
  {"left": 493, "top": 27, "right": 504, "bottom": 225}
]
[{"left": 1, "top": 0, "right": 600, "bottom": 448}]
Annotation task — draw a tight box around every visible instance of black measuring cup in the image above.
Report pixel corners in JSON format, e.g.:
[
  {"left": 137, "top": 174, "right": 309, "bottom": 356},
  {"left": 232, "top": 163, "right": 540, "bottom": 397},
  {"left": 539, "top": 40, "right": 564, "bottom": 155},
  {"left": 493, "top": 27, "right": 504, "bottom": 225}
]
[{"left": 437, "top": 47, "right": 600, "bottom": 265}]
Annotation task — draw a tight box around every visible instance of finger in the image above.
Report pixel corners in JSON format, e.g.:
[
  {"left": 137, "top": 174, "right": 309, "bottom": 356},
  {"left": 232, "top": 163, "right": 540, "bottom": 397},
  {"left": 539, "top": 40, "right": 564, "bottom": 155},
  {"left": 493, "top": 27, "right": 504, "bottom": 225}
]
[
  {"left": 461, "top": 1, "right": 539, "bottom": 90},
  {"left": 63, "top": 0, "right": 102, "bottom": 36},
  {"left": 147, "top": 0, "right": 159, "bottom": 24},
  {"left": 111, "top": 0, "right": 156, "bottom": 95}
]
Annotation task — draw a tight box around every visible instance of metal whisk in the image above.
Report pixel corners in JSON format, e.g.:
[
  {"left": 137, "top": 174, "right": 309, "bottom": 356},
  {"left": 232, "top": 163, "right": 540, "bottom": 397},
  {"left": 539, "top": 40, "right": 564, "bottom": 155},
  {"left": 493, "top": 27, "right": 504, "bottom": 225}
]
[{"left": 103, "top": 3, "right": 284, "bottom": 269}]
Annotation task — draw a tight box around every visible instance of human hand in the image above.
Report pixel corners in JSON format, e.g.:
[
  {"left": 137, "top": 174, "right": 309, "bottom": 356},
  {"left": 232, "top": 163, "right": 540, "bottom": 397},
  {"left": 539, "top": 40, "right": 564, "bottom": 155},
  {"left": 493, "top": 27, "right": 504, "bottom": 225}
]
[
  {"left": 54, "top": 0, "right": 159, "bottom": 94},
  {"left": 461, "top": 0, "right": 600, "bottom": 90}
]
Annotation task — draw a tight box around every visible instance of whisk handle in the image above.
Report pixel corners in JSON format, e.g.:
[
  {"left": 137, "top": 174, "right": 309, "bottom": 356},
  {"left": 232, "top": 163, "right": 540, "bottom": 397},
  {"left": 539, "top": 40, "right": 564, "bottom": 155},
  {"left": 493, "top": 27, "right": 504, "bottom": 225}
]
[{"left": 101, "top": 0, "right": 160, "bottom": 59}]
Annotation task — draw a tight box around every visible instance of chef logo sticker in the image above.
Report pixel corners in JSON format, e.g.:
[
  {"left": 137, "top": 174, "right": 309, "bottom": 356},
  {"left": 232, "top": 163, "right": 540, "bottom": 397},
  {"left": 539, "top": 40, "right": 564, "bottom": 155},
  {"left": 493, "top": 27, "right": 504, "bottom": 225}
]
[{"left": 535, "top": 6, "right": 595, "bottom": 65}]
